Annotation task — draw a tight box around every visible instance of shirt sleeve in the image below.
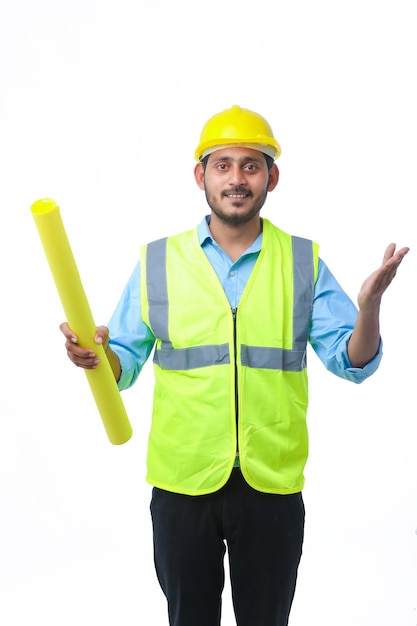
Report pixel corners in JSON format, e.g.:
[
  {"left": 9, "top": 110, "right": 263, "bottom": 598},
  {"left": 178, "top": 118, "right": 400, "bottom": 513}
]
[
  {"left": 309, "top": 259, "right": 383, "bottom": 383},
  {"left": 107, "top": 261, "right": 156, "bottom": 390}
]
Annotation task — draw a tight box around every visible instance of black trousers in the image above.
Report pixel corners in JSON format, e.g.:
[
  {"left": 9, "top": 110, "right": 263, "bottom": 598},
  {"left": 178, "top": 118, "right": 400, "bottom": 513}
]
[{"left": 150, "top": 468, "right": 305, "bottom": 626}]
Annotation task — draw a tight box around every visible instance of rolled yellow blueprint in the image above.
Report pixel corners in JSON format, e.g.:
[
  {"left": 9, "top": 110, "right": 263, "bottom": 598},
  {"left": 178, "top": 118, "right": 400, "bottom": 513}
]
[{"left": 31, "top": 198, "right": 132, "bottom": 445}]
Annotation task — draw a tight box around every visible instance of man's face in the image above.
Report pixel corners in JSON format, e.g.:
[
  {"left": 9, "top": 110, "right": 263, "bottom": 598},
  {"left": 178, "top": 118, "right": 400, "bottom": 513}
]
[{"left": 194, "top": 147, "right": 279, "bottom": 226}]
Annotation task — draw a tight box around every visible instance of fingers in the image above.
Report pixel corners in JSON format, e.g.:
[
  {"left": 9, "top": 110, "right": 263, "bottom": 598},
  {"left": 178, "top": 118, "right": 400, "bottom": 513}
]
[
  {"left": 94, "top": 325, "right": 110, "bottom": 352},
  {"left": 383, "top": 243, "right": 410, "bottom": 260},
  {"left": 382, "top": 244, "right": 410, "bottom": 271},
  {"left": 59, "top": 321, "right": 76, "bottom": 342},
  {"left": 357, "top": 244, "right": 409, "bottom": 310},
  {"left": 373, "top": 244, "right": 409, "bottom": 296},
  {"left": 394, "top": 245, "right": 410, "bottom": 261},
  {"left": 59, "top": 322, "right": 109, "bottom": 370},
  {"left": 382, "top": 243, "right": 397, "bottom": 264}
]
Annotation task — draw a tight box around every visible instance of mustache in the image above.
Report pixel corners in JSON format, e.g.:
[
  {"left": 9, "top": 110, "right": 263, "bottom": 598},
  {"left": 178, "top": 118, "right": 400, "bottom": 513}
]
[{"left": 222, "top": 186, "right": 252, "bottom": 196}]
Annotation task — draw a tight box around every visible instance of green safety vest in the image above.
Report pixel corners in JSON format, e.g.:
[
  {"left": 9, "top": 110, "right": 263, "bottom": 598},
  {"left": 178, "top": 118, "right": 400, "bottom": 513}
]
[{"left": 140, "top": 218, "right": 319, "bottom": 495}]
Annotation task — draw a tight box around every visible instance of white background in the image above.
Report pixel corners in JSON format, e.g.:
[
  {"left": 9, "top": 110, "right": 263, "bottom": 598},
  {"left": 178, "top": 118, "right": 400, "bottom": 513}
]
[{"left": 1, "top": 1, "right": 416, "bottom": 624}]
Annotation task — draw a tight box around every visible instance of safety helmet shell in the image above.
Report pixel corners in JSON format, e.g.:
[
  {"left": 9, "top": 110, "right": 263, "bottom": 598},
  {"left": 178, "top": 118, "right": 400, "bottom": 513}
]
[{"left": 194, "top": 105, "right": 281, "bottom": 162}]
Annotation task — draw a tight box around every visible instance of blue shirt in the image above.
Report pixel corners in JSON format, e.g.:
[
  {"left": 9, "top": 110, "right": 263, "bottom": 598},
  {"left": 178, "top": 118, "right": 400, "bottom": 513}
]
[{"left": 108, "top": 216, "right": 382, "bottom": 390}]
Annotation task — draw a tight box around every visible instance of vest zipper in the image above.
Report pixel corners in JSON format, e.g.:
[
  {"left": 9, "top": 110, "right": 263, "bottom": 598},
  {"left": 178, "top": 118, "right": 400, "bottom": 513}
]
[{"left": 232, "top": 307, "right": 239, "bottom": 454}]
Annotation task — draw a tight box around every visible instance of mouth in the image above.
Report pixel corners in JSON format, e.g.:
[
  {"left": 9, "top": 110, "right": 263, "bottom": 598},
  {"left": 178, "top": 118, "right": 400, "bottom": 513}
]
[{"left": 223, "top": 188, "right": 251, "bottom": 200}]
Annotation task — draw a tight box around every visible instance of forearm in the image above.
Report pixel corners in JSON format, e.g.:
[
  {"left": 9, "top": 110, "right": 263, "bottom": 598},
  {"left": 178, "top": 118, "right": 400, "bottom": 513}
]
[{"left": 347, "top": 306, "right": 381, "bottom": 368}]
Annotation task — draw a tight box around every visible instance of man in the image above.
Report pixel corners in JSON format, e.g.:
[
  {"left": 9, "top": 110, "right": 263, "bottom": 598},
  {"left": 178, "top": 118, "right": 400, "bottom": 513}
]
[{"left": 60, "top": 105, "right": 409, "bottom": 626}]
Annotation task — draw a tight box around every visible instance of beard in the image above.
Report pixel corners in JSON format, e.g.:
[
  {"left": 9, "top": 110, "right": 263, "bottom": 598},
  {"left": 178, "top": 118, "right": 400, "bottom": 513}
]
[{"left": 204, "top": 185, "right": 268, "bottom": 226}]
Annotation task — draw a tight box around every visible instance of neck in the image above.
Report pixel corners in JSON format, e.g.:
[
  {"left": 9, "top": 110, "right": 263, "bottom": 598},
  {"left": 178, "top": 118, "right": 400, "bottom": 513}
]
[{"left": 208, "top": 214, "right": 262, "bottom": 262}]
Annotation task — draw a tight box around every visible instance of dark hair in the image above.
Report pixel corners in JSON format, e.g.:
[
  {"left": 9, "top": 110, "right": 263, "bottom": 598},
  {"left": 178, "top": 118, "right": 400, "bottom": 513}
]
[{"left": 201, "top": 152, "right": 274, "bottom": 171}]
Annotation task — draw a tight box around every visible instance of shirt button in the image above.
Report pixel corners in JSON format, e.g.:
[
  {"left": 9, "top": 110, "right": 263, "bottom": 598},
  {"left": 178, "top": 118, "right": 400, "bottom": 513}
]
[{"left": 230, "top": 271, "right": 235, "bottom": 277}]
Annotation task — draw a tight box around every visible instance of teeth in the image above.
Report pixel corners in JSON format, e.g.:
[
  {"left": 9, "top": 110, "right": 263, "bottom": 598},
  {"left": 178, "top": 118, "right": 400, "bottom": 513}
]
[{"left": 228, "top": 194, "right": 246, "bottom": 198}]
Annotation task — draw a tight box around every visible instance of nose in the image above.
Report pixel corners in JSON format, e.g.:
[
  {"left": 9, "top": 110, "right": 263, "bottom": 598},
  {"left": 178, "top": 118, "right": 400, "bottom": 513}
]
[{"left": 228, "top": 164, "right": 247, "bottom": 186}]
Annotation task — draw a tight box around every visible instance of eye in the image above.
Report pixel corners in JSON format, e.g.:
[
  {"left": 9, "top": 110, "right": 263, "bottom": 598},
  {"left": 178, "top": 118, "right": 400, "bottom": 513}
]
[{"left": 244, "top": 163, "right": 258, "bottom": 171}]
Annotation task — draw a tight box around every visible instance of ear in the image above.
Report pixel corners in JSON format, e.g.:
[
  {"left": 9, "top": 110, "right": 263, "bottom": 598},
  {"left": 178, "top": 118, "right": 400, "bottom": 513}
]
[
  {"left": 194, "top": 162, "right": 205, "bottom": 190},
  {"left": 267, "top": 163, "right": 279, "bottom": 191}
]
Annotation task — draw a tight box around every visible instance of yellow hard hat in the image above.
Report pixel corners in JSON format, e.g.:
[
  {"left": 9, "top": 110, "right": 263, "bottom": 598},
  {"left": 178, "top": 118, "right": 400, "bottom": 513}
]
[{"left": 194, "top": 105, "right": 281, "bottom": 162}]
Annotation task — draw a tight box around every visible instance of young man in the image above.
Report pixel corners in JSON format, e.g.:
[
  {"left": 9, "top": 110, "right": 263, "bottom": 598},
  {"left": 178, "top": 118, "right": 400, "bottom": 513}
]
[{"left": 60, "top": 105, "right": 409, "bottom": 626}]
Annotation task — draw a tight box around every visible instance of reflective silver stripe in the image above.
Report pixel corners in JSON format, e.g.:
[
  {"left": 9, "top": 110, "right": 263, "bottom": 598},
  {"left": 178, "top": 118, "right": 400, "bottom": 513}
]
[
  {"left": 292, "top": 236, "right": 314, "bottom": 348},
  {"left": 154, "top": 343, "right": 230, "bottom": 370},
  {"left": 145, "top": 234, "right": 314, "bottom": 372},
  {"left": 241, "top": 346, "right": 306, "bottom": 371},
  {"left": 146, "top": 237, "right": 172, "bottom": 348}
]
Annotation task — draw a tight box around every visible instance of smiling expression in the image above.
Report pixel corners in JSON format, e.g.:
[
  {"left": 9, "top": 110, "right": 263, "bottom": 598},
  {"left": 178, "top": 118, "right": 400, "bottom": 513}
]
[{"left": 194, "top": 147, "right": 279, "bottom": 226}]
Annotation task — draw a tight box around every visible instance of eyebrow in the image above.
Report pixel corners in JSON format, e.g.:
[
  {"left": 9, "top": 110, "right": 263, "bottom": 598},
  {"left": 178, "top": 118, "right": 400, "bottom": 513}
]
[{"left": 211, "top": 155, "right": 264, "bottom": 165}]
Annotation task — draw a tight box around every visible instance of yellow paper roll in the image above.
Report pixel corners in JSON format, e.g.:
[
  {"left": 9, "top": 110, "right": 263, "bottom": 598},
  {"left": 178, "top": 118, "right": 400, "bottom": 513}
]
[{"left": 31, "top": 198, "right": 132, "bottom": 445}]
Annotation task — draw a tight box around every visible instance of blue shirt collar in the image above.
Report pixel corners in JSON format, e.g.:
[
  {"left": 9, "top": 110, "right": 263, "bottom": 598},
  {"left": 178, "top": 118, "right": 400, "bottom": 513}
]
[{"left": 197, "top": 215, "right": 263, "bottom": 254}]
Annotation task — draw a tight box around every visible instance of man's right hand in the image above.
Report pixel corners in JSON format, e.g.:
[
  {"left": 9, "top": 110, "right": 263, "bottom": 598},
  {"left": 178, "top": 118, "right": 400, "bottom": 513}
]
[{"left": 59, "top": 322, "right": 109, "bottom": 370}]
